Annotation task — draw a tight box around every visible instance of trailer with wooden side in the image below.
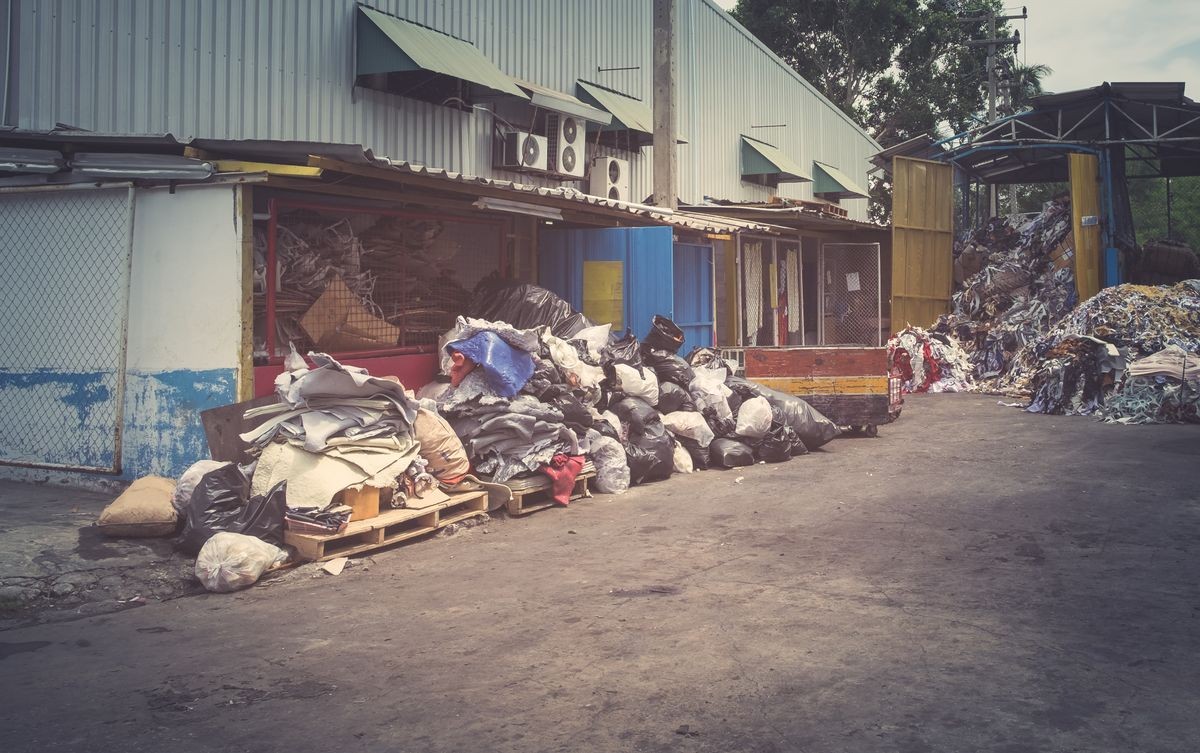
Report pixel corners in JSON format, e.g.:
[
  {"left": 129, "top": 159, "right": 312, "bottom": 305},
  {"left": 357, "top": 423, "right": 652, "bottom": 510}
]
[{"left": 742, "top": 346, "right": 902, "bottom": 435}]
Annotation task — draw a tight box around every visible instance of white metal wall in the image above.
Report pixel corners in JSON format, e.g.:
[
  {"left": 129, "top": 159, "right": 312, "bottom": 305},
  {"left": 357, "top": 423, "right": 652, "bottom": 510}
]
[{"left": 6, "top": 0, "right": 877, "bottom": 216}]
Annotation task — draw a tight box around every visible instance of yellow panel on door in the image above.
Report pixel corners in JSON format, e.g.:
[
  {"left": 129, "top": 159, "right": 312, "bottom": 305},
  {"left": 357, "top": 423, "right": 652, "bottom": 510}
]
[
  {"left": 891, "top": 157, "right": 954, "bottom": 331},
  {"left": 1069, "top": 153, "right": 1102, "bottom": 302}
]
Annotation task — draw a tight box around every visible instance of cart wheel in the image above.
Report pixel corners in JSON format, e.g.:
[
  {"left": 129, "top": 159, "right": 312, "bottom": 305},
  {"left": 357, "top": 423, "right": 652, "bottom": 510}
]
[{"left": 864, "top": 425, "right": 878, "bottom": 438}]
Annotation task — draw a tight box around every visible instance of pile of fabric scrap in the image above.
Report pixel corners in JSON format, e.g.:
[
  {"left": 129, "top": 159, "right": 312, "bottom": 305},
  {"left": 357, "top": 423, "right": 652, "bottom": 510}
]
[
  {"left": 1099, "top": 345, "right": 1200, "bottom": 424},
  {"left": 887, "top": 327, "right": 974, "bottom": 394}
]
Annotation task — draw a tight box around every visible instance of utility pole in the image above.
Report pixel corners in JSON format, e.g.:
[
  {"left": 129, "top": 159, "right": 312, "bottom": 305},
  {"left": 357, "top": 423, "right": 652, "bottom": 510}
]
[
  {"left": 652, "top": 0, "right": 677, "bottom": 210},
  {"left": 963, "top": 6, "right": 1025, "bottom": 218}
]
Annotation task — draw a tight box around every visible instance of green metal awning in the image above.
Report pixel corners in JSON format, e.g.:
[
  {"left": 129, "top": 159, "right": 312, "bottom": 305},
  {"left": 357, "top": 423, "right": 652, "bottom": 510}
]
[
  {"left": 576, "top": 81, "right": 653, "bottom": 135},
  {"left": 516, "top": 80, "right": 612, "bottom": 124},
  {"left": 740, "top": 136, "right": 811, "bottom": 183},
  {"left": 813, "top": 161, "right": 869, "bottom": 198},
  {"left": 356, "top": 6, "right": 527, "bottom": 100}
]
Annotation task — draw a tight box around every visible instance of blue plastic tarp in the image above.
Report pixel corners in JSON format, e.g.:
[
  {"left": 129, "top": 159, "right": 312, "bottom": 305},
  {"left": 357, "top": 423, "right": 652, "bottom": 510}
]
[{"left": 446, "top": 331, "right": 536, "bottom": 398}]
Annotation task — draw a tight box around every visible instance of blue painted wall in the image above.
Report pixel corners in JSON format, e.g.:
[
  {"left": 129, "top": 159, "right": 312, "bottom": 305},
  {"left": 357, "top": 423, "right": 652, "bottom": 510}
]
[
  {"left": 539, "top": 226, "right": 675, "bottom": 340},
  {"left": 672, "top": 243, "right": 715, "bottom": 353}
]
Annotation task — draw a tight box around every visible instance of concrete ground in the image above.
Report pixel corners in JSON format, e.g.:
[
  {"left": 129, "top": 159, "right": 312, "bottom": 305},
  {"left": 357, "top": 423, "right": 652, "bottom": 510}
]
[{"left": 2, "top": 394, "right": 1199, "bottom": 753}]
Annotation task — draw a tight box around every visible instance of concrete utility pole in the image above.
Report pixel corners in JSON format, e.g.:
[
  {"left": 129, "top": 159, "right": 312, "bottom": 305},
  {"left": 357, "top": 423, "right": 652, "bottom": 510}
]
[
  {"left": 963, "top": 6, "right": 1025, "bottom": 218},
  {"left": 652, "top": 0, "right": 677, "bottom": 210}
]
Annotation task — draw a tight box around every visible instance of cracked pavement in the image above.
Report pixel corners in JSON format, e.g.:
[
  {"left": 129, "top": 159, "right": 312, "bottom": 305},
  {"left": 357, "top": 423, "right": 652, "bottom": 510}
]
[{"left": 2, "top": 394, "right": 1199, "bottom": 752}]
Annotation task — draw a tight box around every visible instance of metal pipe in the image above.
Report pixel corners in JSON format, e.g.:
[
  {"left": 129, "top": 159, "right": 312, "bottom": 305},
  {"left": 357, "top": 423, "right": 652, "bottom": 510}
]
[{"left": 110, "top": 186, "right": 138, "bottom": 474}]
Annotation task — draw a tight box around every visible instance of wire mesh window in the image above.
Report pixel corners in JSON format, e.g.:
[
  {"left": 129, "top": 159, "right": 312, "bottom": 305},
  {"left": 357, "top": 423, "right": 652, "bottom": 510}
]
[
  {"left": 818, "top": 243, "right": 882, "bottom": 346},
  {"left": 255, "top": 201, "right": 505, "bottom": 361}
]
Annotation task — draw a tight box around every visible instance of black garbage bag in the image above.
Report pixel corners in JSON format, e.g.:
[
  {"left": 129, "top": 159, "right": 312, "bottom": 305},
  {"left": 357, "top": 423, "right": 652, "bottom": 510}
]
[
  {"left": 686, "top": 347, "right": 729, "bottom": 374},
  {"left": 677, "top": 436, "right": 710, "bottom": 470},
  {"left": 656, "top": 381, "right": 695, "bottom": 413},
  {"left": 726, "top": 375, "right": 841, "bottom": 450},
  {"left": 608, "top": 396, "right": 673, "bottom": 484},
  {"left": 709, "top": 438, "right": 754, "bottom": 468},
  {"left": 608, "top": 396, "right": 660, "bottom": 436},
  {"left": 176, "top": 464, "right": 287, "bottom": 555},
  {"left": 701, "top": 408, "right": 737, "bottom": 439},
  {"left": 726, "top": 388, "right": 744, "bottom": 416},
  {"left": 642, "top": 348, "right": 696, "bottom": 387},
  {"left": 468, "top": 279, "right": 593, "bottom": 338},
  {"left": 643, "top": 315, "right": 686, "bottom": 353},
  {"left": 753, "top": 424, "right": 800, "bottom": 463},
  {"left": 602, "top": 330, "right": 643, "bottom": 368}
]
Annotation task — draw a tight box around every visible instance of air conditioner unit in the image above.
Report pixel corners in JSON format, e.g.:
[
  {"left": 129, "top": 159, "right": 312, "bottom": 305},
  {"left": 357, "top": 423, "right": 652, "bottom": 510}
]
[
  {"left": 499, "top": 131, "right": 548, "bottom": 171},
  {"left": 590, "top": 156, "right": 631, "bottom": 201},
  {"left": 549, "top": 114, "right": 586, "bottom": 178}
]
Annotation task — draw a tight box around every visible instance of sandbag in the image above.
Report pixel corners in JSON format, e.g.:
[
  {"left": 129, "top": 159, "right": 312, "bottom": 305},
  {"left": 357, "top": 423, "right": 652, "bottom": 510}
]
[
  {"left": 467, "top": 280, "right": 594, "bottom": 338},
  {"left": 643, "top": 315, "right": 686, "bottom": 353},
  {"left": 195, "top": 532, "right": 288, "bottom": 593},
  {"left": 590, "top": 435, "right": 631, "bottom": 495},
  {"left": 642, "top": 348, "right": 696, "bottom": 387},
  {"left": 672, "top": 443, "right": 695, "bottom": 474},
  {"left": 656, "top": 381, "right": 695, "bottom": 414},
  {"left": 176, "top": 464, "right": 287, "bottom": 556},
  {"left": 735, "top": 396, "right": 772, "bottom": 440},
  {"left": 172, "top": 460, "right": 227, "bottom": 514},
  {"left": 98, "top": 476, "right": 178, "bottom": 538},
  {"left": 662, "top": 411, "right": 715, "bottom": 447},
  {"left": 726, "top": 375, "right": 841, "bottom": 450},
  {"left": 614, "top": 363, "right": 660, "bottom": 405},
  {"left": 414, "top": 407, "right": 471, "bottom": 480},
  {"left": 710, "top": 438, "right": 754, "bottom": 468}
]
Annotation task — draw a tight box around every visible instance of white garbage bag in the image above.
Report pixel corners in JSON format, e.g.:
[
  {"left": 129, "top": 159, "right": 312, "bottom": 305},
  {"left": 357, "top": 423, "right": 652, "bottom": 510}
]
[
  {"left": 688, "top": 366, "right": 733, "bottom": 422},
  {"left": 172, "top": 460, "right": 228, "bottom": 513},
  {"left": 735, "top": 396, "right": 773, "bottom": 440},
  {"left": 662, "top": 411, "right": 715, "bottom": 447},
  {"left": 195, "top": 532, "right": 289, "bottom": 593},
  {"left": 672, "top": 443, "right": 694, "bottom": 474},
  {"left": 614, "top": 363, "right": 660, "bottom": 405},
  {"left": 572, "top": 323, "right": 612, "bottom": 358}
]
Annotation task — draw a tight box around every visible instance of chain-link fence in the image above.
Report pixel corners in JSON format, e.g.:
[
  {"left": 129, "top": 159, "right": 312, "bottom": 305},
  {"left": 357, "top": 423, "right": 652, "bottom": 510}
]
[
  {"left": 818, "top": 243, "right": 882, "bottom": 346},
  {"left": 0, "top": 188, "right": 133, "bottom": 471}
]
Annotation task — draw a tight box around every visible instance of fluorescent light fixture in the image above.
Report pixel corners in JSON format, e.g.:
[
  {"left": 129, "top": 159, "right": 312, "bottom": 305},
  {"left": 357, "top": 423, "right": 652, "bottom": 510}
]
[
  {"left": 474, "top": 196, "right": 563, "bottom": 220},
  {"left": 70, "top": 153, "right": 215, "bottom": 180},
  {"left": 0, "top": 148, "right": 65, "bottom": 174}
]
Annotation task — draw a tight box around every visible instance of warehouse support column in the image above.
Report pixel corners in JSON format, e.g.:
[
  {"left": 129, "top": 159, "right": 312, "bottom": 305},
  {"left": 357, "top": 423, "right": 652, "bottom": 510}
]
[{"left": 652, "top": 0, "right": 677, "bottom": 210}]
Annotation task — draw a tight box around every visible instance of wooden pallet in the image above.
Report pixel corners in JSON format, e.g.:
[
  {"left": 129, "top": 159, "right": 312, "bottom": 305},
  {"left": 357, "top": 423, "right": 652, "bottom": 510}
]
[
  {"left": 504, "top": 464, "right": 596, "bottom": 517},
  {"left": 284, "top": 490, "right": 488, "bottom": 562}
]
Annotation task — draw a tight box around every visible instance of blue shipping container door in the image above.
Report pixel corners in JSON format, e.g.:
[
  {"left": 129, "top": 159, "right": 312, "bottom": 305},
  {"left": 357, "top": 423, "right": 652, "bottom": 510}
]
[
  {"left": 673, "top": 243, "right": 715, "bottom": 352},
  {"left": 539, "top": 227, "right": 674, "bottom": 338}
]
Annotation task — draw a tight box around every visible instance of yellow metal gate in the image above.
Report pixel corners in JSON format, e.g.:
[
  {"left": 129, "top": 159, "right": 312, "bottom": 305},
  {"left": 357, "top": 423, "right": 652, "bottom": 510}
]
[
  {"left": 1069, "top": 152, "right": 1102, "bottom": 301},
  {"left": 891, "top": 156, "right": 954, "bottom": 331}
]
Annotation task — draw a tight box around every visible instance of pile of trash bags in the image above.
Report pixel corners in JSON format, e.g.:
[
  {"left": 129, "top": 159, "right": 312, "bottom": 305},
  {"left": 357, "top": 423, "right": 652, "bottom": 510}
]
[{"left": 887, "top": 194, "right": 1200, "bottom": 422}]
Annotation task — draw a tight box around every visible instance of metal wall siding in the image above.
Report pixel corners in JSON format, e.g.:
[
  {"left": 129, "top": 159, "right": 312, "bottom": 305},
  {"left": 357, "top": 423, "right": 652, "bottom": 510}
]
[{"left": 13, "top": 0, "right": 870, "bottom": 214}]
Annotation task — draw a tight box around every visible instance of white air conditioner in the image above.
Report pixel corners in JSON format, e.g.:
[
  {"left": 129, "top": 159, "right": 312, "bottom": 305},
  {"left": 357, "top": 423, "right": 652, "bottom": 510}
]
[
  {"left": 499, "top": 131, "right": 548, "bottom": 171},
  {"left": 549, "top": 114, "right": 585, "bottom": 178},
  {"left": 590, "top": 156, "right": 631, "bottom": 201}
]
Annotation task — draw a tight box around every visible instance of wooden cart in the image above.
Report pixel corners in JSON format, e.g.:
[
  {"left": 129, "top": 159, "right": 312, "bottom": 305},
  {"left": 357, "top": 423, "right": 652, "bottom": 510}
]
[{"left": 743, "top": 346, "right": 902, "bottom": 436}]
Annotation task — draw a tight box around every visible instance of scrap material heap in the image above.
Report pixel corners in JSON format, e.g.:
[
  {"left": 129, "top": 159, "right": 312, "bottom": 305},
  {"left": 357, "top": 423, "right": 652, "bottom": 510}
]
[{"left": 888, "top": 199, "right": 1200, "bottom": 422}]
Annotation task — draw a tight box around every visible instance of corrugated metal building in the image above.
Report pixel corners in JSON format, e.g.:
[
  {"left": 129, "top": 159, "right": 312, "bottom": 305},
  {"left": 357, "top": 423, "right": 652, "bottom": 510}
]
[{"left": 0, "top": 0, "right": 878, "bottom": 219}]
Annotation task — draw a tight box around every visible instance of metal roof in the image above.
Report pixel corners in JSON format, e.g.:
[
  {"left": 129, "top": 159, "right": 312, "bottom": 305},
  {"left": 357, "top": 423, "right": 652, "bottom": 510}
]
[
  {"left": 515, "top": 81, "right": 612, "bottom": 125},
  {"left": 678, "top": 202, "right": 885, "bottom": 235},
  {"left": 813, "top": 161, "right": 869, "bottom": 199},
  {"left": 576, "top": 81, "right": 654, "bottom": 135},
  {"left": 868, "top": 135, "right": 943, "bottom": 175},
  {"left": 355, "top": 6, "right": 527, "bottom": 100},
  {"left": 740, "top": 136, "right": 812, "bottom": 183}
]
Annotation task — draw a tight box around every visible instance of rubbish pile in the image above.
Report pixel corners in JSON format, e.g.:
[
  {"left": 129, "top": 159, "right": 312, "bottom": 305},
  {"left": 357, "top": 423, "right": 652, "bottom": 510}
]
[
  {"left": 98, "top": 282, "right": 842, "bottom": 593},
  {"left": 1099, "top": 345, "right": 1200, "bottom": 424},
  {"left": 887, "top": 193, "right": 1200, "bottom": 422}
]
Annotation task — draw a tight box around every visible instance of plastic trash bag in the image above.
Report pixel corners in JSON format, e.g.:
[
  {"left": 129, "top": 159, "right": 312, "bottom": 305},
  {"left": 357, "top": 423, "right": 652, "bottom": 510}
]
[
  {"left": 656, "top": 381, "right": 695, "bottom": 414},
  {"left": 614, "top": 363, "right": 660, "bottom": 405},
  {"left": 608, "top": 396, "right": 661, "bottom": 436},
  {"left": 710, "top": 438, "right": 755, "bottom": 468},
  {"left": 176, "top": 464, "right": 288, "bottom": 556},
  {"left": 735, "top": 396, "right": 772, "bottom": 440},
  {"left": 678, "top": 436, "right": 710, "bottom": 470},
  {"left": 689, "top": 366, "right": 734, "bottom": 423},
  {"left": 573, "top": 323, "right": 612, "bottom": 357},
  {"left": 753, "top": 425, "right": 798, "bottom": 463},
  {"left": 172, "top": 460, "right": 228, "bottom": 513},
  {"left": 726, "top": 376, "right": 841, "bottom": 450},
  {"left": 624, "top": 431, "right": 674, "bottom": 485},
  {"left": 603, "top": 330, "right": 643, "bottom": 367},
  {"left": 590, "top": 435, "right": 630, "bottom": 495},
  {"left": 686, "top": 347, "right": 731, "bottom": 375},
  {"left": 662, "top": 411, "right": 715, "bottom": 447},
  {"left": 672, "top": 443, "right": 695, "bottom": 474},
  {"left": 544, "top": 332, "right": 605, "bottom": 389},
  {"left": 643, "top": 315, "right": 686, "bottom": 353},
  {"left": 195, "top": 532, "right": 288, "bottom": 593},
  {"left": 467, "top": 279, "right": 594, "bottom": 338},
  {"left": 446, "top": 330, "right": 536, "bottom": 398},
  {"left": 642, "top": 348, "right": 696, "bottom": 387}
]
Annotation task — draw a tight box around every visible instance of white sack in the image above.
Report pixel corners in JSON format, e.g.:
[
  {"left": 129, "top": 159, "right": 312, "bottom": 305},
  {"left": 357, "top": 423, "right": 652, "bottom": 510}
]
[
  {"left": 195, "top": 532, "right": 288, "bottom": 593},
  {"left": 662, "top": 411, "right": 715, "bottom": 448},
  {"left": 735, "top": 396, "right": 773, "bottom": 440}
]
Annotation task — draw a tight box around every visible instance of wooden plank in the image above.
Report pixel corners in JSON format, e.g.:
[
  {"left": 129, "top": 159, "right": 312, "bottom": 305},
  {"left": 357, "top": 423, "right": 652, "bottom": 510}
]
[
  {"left": 215, "top": 160, "right": 323, "bottom": 177},
  {"left": 891, "top": 157, "right": 953, "bottom": 332},
  {"left": 1069, "top": 153, "right": 1102, "bottom": 300},
  {"left": 752, "top": 375, "right": 888, "bottom": 396},
  {"left": 505, "top": 473, "right": 594, "bottom": 516},
  {"left": 236, "top": 184, "right": 255, "bottom": 402},
  {"left": 744, "top": 347, "right": 887, "bottom": 378},
  {"left": 199, "top": 394, "right": 284, "bottom": 463}
]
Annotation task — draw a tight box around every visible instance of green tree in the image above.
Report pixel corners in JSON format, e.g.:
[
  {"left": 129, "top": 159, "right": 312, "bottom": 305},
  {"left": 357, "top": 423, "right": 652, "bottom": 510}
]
[{"left": 1005, "top": 61, "right": 1052, "bottom": 111}]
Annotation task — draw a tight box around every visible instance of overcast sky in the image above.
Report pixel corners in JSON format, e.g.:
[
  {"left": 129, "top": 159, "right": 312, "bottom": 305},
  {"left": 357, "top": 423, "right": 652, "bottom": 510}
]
[{"left": 712, "top": 0, "right": 1200, "bottom": 97}]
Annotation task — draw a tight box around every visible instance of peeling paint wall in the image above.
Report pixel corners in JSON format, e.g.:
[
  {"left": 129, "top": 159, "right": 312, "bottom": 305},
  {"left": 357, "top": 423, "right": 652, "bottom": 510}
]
[{"left": 0, "top": 184, "right": 243, "bottom": 487}]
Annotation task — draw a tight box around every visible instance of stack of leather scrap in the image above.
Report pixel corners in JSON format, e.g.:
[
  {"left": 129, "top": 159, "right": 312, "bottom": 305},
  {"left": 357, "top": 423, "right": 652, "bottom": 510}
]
[
  {"left": 887, "top": 327, "right": 973, "bottom": 394},
  {"left": 1100, "top": 345, "right": 1200, "bottom": 424}
]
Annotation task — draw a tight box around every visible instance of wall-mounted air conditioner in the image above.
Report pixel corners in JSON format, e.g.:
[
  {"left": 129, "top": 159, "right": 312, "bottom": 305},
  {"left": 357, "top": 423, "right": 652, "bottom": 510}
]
[
  {"left": 548, "top": 114, "right": 585, "bottom": 178},
  {"left": 498, "top": 131, "right": 548, "bottom": 171},
  {"left": 590, "top": 156, "right": 631, "bottom": 201}
]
